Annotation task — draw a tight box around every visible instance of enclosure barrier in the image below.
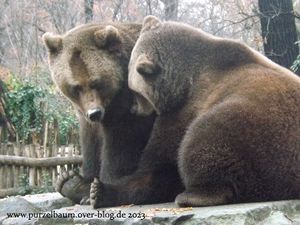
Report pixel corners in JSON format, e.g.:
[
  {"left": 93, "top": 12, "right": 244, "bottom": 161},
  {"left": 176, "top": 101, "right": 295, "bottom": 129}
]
[{"left": 0, "top": 143, "right": 82, "bottom": 198}]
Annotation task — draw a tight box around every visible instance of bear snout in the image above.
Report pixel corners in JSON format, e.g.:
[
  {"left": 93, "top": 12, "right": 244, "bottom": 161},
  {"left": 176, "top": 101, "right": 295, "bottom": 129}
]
[{"left": 86, "top": 107, "right": 105, "bottom": 122}]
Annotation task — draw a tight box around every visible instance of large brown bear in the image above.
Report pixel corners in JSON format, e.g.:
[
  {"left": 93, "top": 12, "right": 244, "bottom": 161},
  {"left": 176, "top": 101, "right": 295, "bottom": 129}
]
[
  {"left": 43, "top": 23, "right": 155, "bottom": 204},
  {"left": 90, "top": 15, "right": 300, "bottom": 208}
]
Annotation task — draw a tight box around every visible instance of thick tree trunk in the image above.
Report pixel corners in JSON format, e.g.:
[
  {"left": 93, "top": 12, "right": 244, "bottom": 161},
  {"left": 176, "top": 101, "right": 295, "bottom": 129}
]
[
  {"left": 0, "top": 80, "right": 15, "bottom": 138},
  {"left": 258, "top": 0, "right": 299, "bottom": 74},
  {"left": 84, "top": 0, "right": 94, "bottom": 23}
]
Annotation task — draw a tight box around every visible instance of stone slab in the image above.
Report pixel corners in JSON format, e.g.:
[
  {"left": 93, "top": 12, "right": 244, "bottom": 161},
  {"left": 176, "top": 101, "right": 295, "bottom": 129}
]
[{"left": 0, "top": 193, "right": 299, "bottom": 225}]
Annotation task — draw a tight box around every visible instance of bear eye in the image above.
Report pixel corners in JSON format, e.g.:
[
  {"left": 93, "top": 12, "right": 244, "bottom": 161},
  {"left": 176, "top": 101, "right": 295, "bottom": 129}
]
[
  {"left": 70, "top": 84, "right": 82, "bottom": 97},
  {"left": 90, "top": 80, "right": 105, "bottom": 90},
  {"left": 136, "top": 59, "right": 161, "bottom": 78},
  {"left": 73, "top": 50, "right": 81, "bottom": 58},
  {"left": 136, "top": 54, "right": 161, "bottom": 78}
]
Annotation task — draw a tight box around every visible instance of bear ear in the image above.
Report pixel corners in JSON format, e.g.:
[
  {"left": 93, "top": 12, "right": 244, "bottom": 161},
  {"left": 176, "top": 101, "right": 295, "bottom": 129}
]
[
  {"left": 94, "top": 25, "right": 121, "bottom": 52},
  {"left": 141, "top": 15, "right": 162, "bottom": 33},
  {"left": 136, "top": 55, "right": 160, "bottom": 77},
  {"left": 42, "top": 32, "right": 63, "bottom": 53}
]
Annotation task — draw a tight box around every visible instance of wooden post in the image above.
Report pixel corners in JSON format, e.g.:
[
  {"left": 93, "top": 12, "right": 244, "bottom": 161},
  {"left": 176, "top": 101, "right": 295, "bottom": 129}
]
[
  {"left": 73, "top": 144, "right": 81, "bottom": 169},
  {"left": 67, "top": 145, "right": 73, "bottom": 170},
  {"left": 29, "top": 144, "right": 36, "bottom": 186},
  {"left": 49, "top": 144, "right": 59, "bottom": 187},
  {"left": 61, "top": 145, "right": 66, "bottom": 172},
  {"left": 13, "top": 143, "right": 20, "bottom": 188},
  {"left": 3, "top": 144, "right": 8, "bottom": 188},
  {"left": 0, "top": 126, "right": 2, "bottom": 142},
  {"left": 46, "top": 143, "right": 52, "bottom": 185},
  {"left": 24, "top": 145, "right": 30, "bottom": 188},
  {"left": 0, "top": 143, "right": 5, "bottom": 188},
  {"left": 43, "top": 102, "right": 49, "bottom": 153},
  {"left": 36, "top": 145, "right": 42, "bottom": 186},
  {"left": 6, "top": 144, "right": 14, "bottom": 188},
  {"left": 53, "top": 119, "right": 60, "bottom": 146},
  {"left": 19, "top": 144, "right": 25, "bottom": 185}
]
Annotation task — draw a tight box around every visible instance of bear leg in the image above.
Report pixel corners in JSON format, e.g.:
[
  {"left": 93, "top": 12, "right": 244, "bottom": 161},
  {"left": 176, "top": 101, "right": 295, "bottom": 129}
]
[
  {"left": 90, "top": 166, "right": 183, "bottom": 208},
  {"left": 177, "top": 101, "right": 253, "bottom": 206}
]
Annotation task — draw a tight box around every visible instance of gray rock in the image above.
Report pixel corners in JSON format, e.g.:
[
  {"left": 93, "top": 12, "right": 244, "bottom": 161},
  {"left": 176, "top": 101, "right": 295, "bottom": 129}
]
[
  {"left": 0, "top": 196, "right": 41, "bottom": 225},
  {"left": 36, "top": 199, "right": 300, "bottom": 225},
  {"left": 22, "top": 192, "right": 73, "bottom": 211},
  {"left": 0, "top": 193, "right": 72, "bottom": 225},
  {"left": 0, "top": 193, "right": 299, "bottom": 225},
  {"left": 0, "top": 196, "right": 41, "bottom": 217}
]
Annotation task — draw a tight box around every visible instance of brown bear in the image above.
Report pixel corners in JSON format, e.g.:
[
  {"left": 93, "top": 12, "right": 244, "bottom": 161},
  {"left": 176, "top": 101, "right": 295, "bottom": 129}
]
[
  {"left": 43, "top": 23, "right": 155, "bottom": 204},
  {"left": 90, "top": 15, "right": 300, "bottom": 208}
]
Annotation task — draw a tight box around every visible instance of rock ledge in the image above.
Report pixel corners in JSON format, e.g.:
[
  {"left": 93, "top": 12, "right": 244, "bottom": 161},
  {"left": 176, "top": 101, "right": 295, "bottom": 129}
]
[{"left": 0, "top": 193, "right": 299, "bottom": 225}]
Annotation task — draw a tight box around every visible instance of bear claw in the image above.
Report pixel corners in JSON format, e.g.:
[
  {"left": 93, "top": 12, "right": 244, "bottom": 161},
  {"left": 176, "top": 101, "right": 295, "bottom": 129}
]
[{"left": 90, "top": 178, "right": 103, "bottom": 208}]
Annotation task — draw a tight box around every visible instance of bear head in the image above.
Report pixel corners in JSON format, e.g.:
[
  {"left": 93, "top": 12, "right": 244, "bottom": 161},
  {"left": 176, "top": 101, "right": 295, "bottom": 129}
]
[
  {"left": 43, "top": 23, "right": 140, "bottom": 122},
  {"left": 128, "top": 16, "right": 199, "bottom": 115}
]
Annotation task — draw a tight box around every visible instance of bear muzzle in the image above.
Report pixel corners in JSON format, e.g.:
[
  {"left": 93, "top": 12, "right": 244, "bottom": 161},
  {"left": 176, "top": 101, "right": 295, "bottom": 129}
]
[{"left": 86, "top": 107, "right": 105, "bottom": 122}]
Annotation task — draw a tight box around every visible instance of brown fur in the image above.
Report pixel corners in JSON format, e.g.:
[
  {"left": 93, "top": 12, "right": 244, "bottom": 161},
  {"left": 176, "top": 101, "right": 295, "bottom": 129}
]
[
  {"left": 132, "top": 16, "right": 300, "bottom": 206},
  {"left": 43, "top": 22, "right": 155, "bottom": 204},
  {"left": 89, "top": 15, "right": 299, "bottom": 208}
]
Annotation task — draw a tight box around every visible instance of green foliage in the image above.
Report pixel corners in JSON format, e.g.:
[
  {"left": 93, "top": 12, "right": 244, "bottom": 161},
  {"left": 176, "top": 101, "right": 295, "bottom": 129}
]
[
  {"left": 34, "top": 172, "right": 55, "bottom": 194},
  {"left": 6, "top": 79, "right": 45, "bottom": 143},
  {"left": 17, "top": 172, "right": 55, "bottom": 195},
  {"left": 42, "top": 87, "right": 79, "bottom": 145},
  {"left": 18, "top": 173, "right": 31, "bottom": 195},
  {"left": 3, "top": 68, "right": 79, "bottom": 145}
]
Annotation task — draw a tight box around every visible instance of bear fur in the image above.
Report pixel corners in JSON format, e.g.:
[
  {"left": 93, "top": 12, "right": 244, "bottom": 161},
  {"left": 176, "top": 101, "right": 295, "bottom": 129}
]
[
  {"left": 43, "top": 23, "right": 155, "bottom": 204},
  {"left": 90, "top": 16, "right": 300, "bottom": 208}
]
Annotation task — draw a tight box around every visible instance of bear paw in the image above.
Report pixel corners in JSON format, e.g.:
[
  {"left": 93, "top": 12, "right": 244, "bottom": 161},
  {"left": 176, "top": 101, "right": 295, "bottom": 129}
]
[
  {"left": 90, "top": 178, "right": 121, "bottom": 208},
  {"left": 56, "top": 170, "right": 91, "bottom": 204},
  {"left": 175, "top": 189, "right": 232, "bottom": 207},
  {"left": 90, "top": 178, "right": 105, "bottom": 209}
]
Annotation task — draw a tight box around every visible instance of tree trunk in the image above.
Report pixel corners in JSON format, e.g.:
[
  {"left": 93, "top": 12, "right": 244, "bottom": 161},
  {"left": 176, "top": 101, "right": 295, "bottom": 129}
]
[
  {"left": 160, "top": 0, "right": 178, "bottom": 21},
  {"left": 0, "top": 80, "right": 15, "bottom": 139},
  {"left": 84, "top": 0, "right": 94, "bottom": 23},
  {"left": 258, "top": 0, "right": 299, "bottom": 74},
  {"left": 112, "top": 0, "right": 124, "bottom": 21}
]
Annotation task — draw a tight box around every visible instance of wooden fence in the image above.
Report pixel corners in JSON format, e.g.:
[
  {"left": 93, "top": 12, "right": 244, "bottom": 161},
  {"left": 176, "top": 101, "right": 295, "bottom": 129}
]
[{"left": 0, "top": 143, "right": 82, "bottom": 198}]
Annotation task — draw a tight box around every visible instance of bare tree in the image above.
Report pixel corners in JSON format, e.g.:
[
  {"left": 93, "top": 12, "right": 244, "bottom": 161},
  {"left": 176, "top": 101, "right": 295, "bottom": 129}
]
[
  {"left": 146, "top": 0, "right": 153, "bottom": 15},
  {"left": 160, "top": 0, "right": 178, "bottom": 20},
  {"left": 259, "top": 0, "right": 299, "bottom": 73},
  {"left": 0, "top": 0, "right": 295, "bottom": 81},
  {"left": 85, "top": 0, "right": 94, "bottom": 23},
  {"left": 112, "top": 0, "right": 124, "bottom": 21}
]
